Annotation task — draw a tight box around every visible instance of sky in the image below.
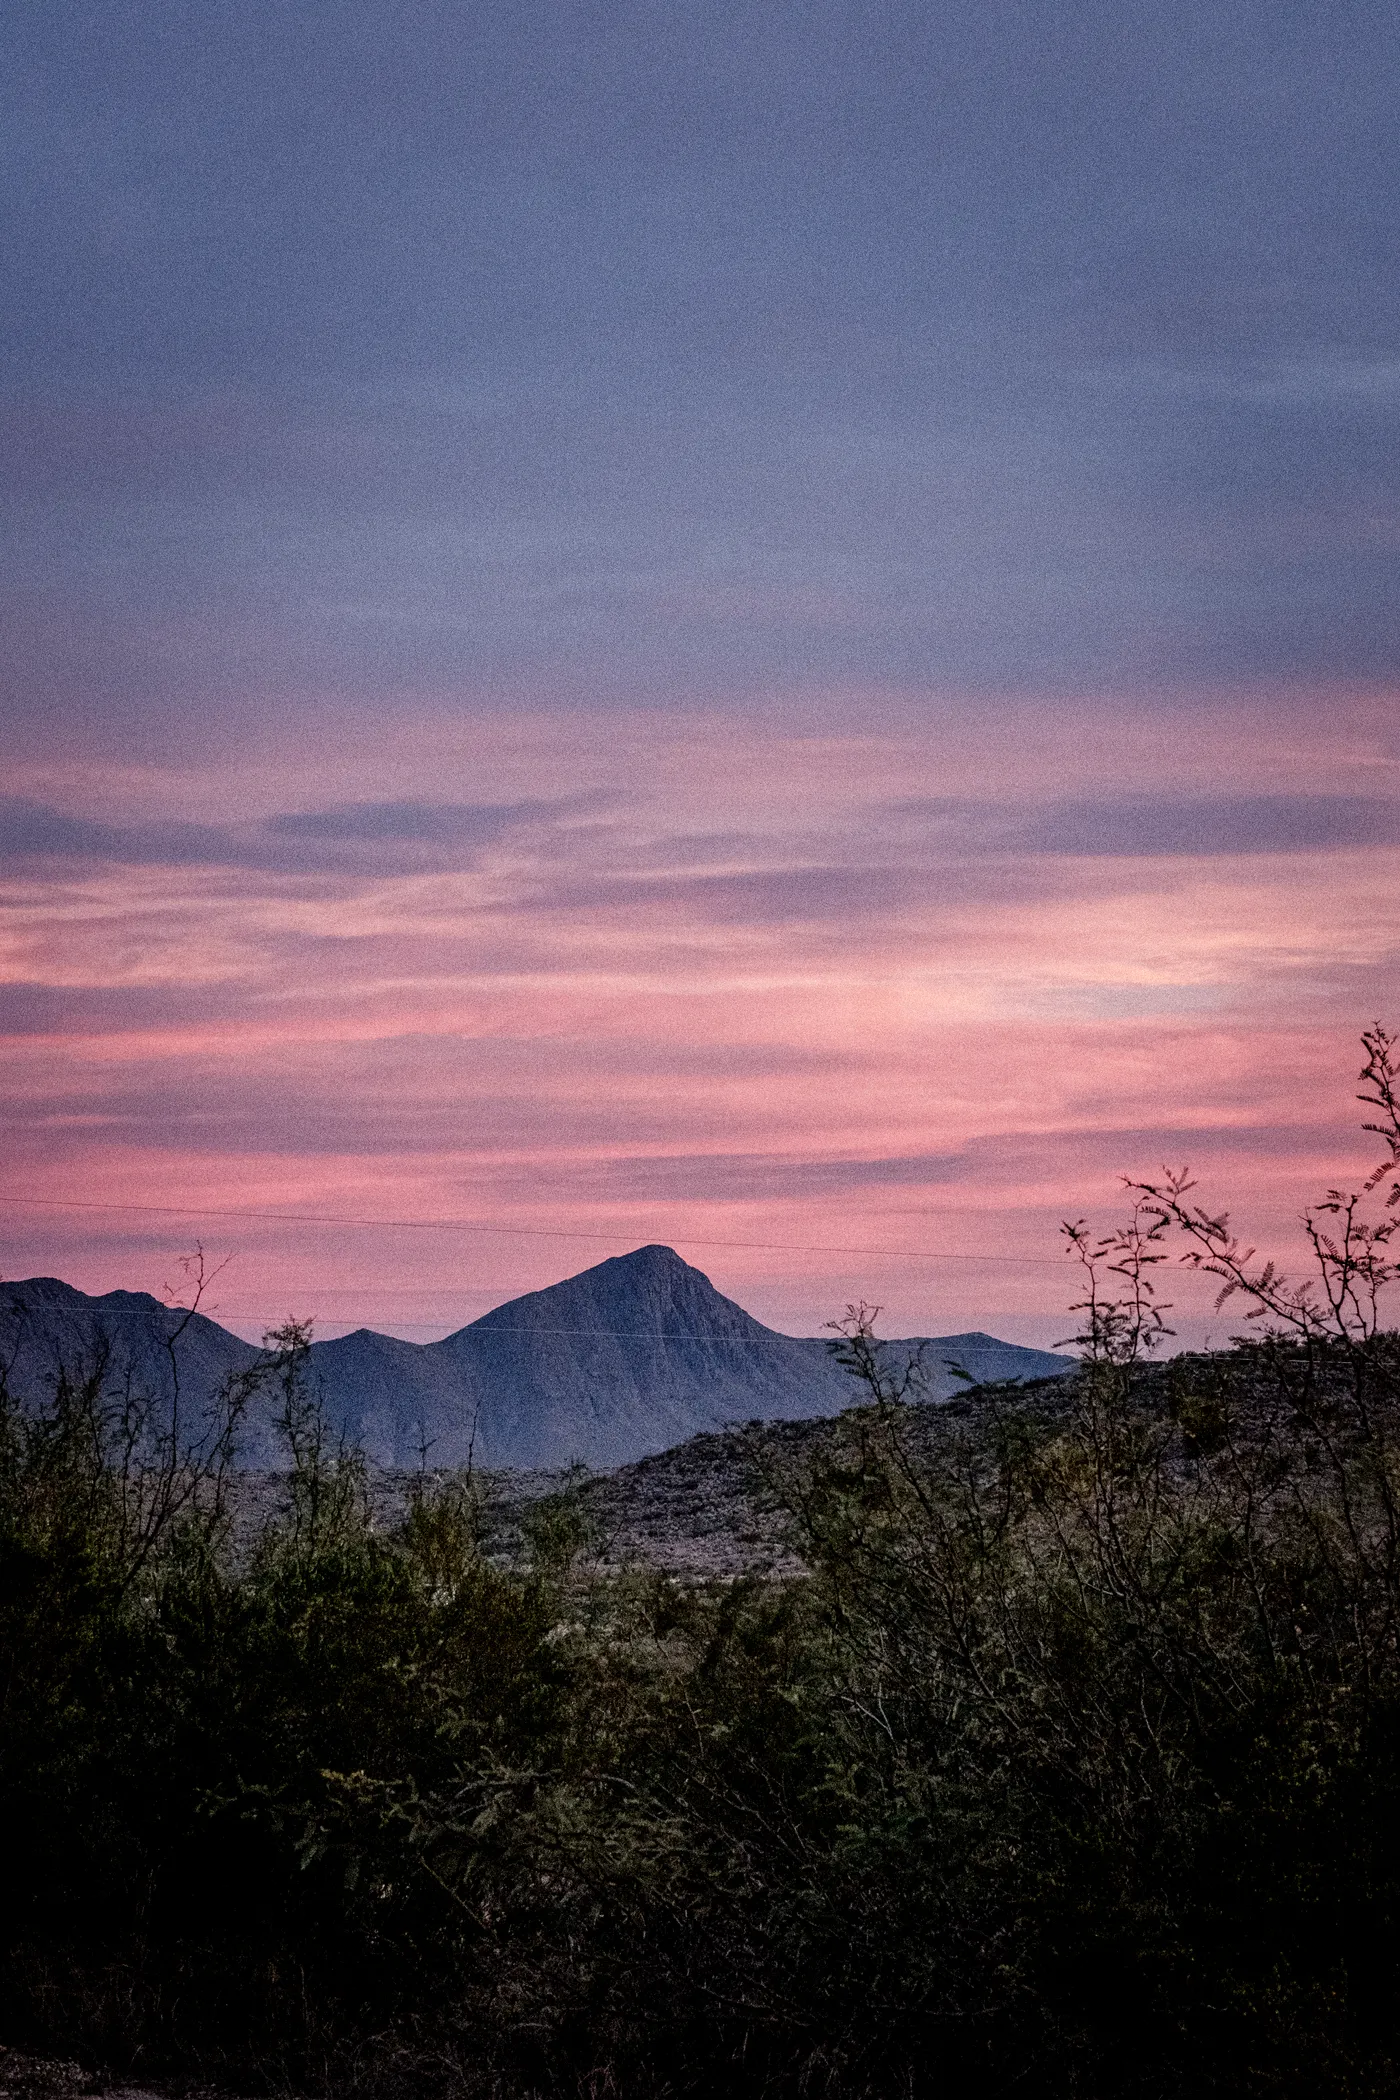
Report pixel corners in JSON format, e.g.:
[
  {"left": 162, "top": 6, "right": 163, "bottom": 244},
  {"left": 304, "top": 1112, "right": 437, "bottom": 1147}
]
[{"left": 2, "top": 0, "right": 1398, "bottom": 1345}]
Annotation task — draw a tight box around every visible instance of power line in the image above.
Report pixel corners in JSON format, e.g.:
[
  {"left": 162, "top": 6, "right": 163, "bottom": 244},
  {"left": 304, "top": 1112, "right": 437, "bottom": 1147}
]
[
  {"left": 0, "top": 1291, "right": 1071, "bottom": 1352},
  {"left": 0, "top": 1191, "right": 1069, "bottom": 1266}
]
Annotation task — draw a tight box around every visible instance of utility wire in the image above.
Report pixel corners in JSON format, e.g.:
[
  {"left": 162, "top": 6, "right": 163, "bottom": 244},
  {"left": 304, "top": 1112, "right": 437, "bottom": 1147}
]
[
  {"left": 0, "top": 1292, "right": 1068, "bottom": 1352},
  {"left": 0, "top": 1191, "right": 1067, "bottom": 1266}
]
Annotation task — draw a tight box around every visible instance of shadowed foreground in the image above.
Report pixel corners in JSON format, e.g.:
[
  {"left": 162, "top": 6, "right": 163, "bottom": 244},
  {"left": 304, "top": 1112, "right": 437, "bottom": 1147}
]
[{"left": 6, "top": 1316, "right": 1400, "bottom": 2100}]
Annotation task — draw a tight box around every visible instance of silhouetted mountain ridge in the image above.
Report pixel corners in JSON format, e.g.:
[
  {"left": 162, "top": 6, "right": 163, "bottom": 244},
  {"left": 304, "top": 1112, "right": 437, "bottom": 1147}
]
[{"left": 0, "top": 1245, "right": 1073, "bottom": 1469}]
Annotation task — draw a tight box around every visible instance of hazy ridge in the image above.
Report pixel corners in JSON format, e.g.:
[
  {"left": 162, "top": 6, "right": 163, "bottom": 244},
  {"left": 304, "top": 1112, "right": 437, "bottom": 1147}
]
[{"left": 0, "top": 1244, "right": 1073, "bottom": 1471}]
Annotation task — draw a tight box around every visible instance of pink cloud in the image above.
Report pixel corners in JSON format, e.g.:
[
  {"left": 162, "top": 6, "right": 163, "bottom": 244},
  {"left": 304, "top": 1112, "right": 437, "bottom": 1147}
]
[{"left": 3, "top": 699, "right": 1397, "bottom": 1347}]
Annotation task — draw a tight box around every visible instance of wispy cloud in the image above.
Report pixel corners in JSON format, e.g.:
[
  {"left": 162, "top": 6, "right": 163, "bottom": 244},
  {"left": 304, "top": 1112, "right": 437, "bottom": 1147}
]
[
  {"left": 2, "top": 711, "right": 1395, "bottom": 1345},
  {"left": 0, "top": 794, "right": 594, "bottom": 877},
  {"left": 889, "top": 793, "right": 1400, "bottom": 858}
]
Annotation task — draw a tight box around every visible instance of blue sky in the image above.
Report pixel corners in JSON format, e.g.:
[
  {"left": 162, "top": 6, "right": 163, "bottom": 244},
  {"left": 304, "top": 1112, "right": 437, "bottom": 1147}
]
[{"left": 6, "top": 0, "right": 1399, "bottom": 738}]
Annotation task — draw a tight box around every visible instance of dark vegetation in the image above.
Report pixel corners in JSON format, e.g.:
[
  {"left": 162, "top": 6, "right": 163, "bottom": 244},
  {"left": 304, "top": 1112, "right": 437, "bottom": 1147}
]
[{"left": 6, "top": 1032, "right": 1400, "bottom": 2099}]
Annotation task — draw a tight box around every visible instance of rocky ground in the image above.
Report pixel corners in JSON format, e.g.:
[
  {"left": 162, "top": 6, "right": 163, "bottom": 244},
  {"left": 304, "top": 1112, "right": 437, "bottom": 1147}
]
[
  {"left": 225, "top": 1373, "right": 1085, "bottom": 1582},
  {"left": 226, "top": 1415, "right": 807, "bottom": 1580},
  {"left": 0, "top": 2052, "right": 175, "bottom": 2100}
]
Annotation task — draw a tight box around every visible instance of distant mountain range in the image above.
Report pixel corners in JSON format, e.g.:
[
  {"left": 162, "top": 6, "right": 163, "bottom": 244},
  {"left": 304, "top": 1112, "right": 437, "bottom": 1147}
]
[{"left": 0, "top": 1244, "right": 1074, "bottom": 1470}]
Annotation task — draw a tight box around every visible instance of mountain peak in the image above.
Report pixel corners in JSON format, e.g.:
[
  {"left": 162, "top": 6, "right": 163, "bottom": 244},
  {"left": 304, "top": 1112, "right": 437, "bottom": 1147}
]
[
  {"left": 1, "top": 1263, "right": 1075, "bottom": 1474},
  {"left": 585, "top": 1243, "right": 713, "bottom": 1289},
  {"left": 578, "top": 1243, "right": 698, "bottom": 1282},
  {"left": 462, "top": 1242, "right": 761, "bottom": 1343},
  {"left": 613, "top": 1242, "right": 691, "bottom": 1268}
]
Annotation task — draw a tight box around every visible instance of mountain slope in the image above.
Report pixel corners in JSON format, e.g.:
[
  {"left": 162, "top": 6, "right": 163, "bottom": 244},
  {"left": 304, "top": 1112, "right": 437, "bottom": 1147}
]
[
  {"left": 0, "top": 1248, "right": 1074, "bottom": 1470},
  {"left": 0, "top": 1273, "right": 262, "bottom": 1406},
  {"left": 432, "top": 1243, "right": 857, "bottom": 1467}
]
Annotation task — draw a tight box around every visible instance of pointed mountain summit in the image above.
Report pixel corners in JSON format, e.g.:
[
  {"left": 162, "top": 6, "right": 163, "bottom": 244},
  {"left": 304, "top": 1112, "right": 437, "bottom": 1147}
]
[
  {"left": 307, "top": 1243, "right": 846, "bottom": 1468},
  {"left": 0, "top": 1248, "right": 1073, "bottom": 1472},
  {"left": 470, "top": 1243, "right": 776, "bottom": 1345},
  {"left": 434, "top": 1243, "right": 852, "bottom": 1467},
  {"left": 297, "top": 1244, "right": 1072, "bottom": 1468}
]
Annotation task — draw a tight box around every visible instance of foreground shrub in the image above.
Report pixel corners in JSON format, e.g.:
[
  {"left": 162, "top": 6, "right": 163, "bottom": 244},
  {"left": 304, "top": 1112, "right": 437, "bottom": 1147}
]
[{"left": 4, "top": 1033, "right": 1400, "bottom": 2097}]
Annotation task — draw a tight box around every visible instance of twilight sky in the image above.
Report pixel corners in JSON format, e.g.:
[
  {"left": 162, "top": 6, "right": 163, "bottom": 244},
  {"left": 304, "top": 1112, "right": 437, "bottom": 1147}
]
[{"left": 3, "top": 0, "right": 1398, "bottom": 1344}]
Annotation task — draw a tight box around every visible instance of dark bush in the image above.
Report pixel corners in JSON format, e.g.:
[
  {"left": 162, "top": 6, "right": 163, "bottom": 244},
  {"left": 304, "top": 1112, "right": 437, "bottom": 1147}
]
[{"left": 5, "top": 1031, "right": 1400, "bottom": 2097}]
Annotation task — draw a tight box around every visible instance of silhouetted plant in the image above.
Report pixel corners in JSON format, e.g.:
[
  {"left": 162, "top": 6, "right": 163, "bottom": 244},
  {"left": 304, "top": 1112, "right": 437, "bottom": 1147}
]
[{"left": 4, "top": 1033, "right": 1400, "bottom": 2098}]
